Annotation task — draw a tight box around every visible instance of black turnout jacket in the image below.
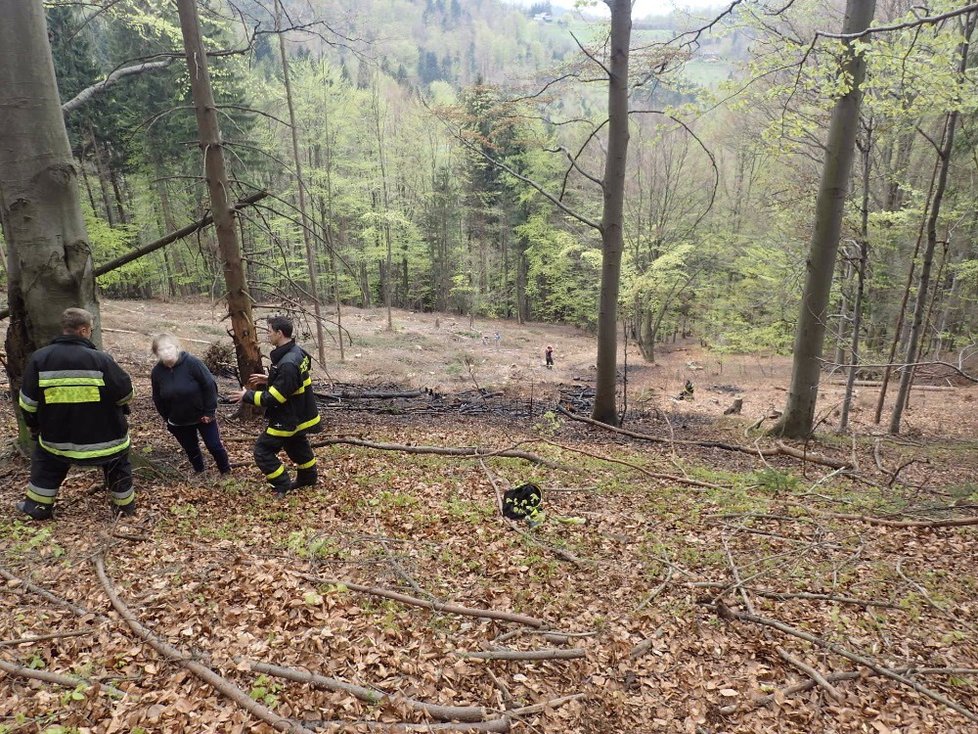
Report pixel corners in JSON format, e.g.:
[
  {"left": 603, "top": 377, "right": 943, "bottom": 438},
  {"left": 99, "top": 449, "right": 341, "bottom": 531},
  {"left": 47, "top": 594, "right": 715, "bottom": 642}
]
[
  {"left": 244, "top": 340, "right": 321, "bottom": 437},
  {"left": 18, "top": 335, "right": 134, "bottom": 461}
]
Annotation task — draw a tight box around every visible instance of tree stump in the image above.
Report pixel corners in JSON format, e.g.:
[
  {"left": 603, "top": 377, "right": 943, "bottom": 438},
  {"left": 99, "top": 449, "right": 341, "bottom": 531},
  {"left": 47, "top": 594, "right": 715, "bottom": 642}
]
[{"left": 723, "top": 398, "right": 743, "bottom": 415}]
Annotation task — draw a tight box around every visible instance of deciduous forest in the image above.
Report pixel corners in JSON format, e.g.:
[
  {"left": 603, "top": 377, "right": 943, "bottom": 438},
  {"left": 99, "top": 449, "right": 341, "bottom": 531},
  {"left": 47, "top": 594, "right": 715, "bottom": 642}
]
[{"left": 2, "top": 0, "right": 978, "bottom": 732}]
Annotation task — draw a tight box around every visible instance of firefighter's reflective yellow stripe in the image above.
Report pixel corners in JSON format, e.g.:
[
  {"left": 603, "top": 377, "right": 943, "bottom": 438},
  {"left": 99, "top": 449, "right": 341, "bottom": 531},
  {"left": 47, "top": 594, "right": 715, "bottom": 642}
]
[
  {"left": 296, "top": 457, "right": 317, "bottom": 469},
  {"left": 39, "top": 370, "right": 104, "bottom": 385},
  {"left": 268, "top": 386, "right": 287, "bottom": 404},
  {"left": 39, "top": 434, "right": 130, "bottom": 460},
  {"left": 266, "top": 464, "right": 285, "bottom": 480},
  {"left": 38, "top": 377, "right": 105, "bottom": 387},
  {"left": 116, "top": 389, "right": 134, "bottom": 406},
  {"left": 44, "top": 386, "right": 101, "bottom": 404},
  {"left": 19, "top": 391, "right": 39, "bottom": 413},
  {"left": 26, "top": 483, "right": 58, "bottom": 504},
  {"left": 265, "top": 414, "right": 321, "bottom": 437},
  {"left": 292, "top": 377, "right": 312, "bottom": 395},
  {"left": 253, "top": 391, "right": 264, "bottom": 407}
]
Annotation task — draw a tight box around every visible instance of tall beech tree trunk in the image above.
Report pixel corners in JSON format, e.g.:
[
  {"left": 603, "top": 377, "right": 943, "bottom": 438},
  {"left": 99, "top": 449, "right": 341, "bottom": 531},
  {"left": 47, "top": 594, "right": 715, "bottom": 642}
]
[
  {"left": 771, "top": 0, "right": 876, "bottom": 439},
  {"left": 591, "top": 0, "right": 632, "bottom": 426},
  {"left": 889, "top": 14, "right": 975, "bottom": 434},
  {"left": 1, "top": 0, "right": 101, "bottom": 433},
  {"left": 176, "top": 0, "right": 261, "bottom": 382},
  {"left": 276, "top": 0, "right": 326, "bottom": 364}
]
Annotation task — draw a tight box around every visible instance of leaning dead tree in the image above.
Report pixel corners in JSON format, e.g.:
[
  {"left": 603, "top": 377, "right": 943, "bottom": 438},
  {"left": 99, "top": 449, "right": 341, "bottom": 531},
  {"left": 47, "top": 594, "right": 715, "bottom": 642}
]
[{"left": 176, "top": 0, "right": 262, "bottom": 381}]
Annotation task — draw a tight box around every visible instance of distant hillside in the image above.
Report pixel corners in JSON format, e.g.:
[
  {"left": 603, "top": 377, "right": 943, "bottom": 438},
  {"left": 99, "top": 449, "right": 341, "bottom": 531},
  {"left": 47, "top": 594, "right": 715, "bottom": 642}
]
[{"left": 268, "top": 0, "right": 580, "bottom": 89}]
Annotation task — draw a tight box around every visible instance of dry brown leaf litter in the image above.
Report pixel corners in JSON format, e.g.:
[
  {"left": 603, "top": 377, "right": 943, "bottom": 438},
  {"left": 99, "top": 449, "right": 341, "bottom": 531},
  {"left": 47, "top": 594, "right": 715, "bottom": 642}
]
[{"left": 1, "top": 302, "right": 977, "bottom": 733}]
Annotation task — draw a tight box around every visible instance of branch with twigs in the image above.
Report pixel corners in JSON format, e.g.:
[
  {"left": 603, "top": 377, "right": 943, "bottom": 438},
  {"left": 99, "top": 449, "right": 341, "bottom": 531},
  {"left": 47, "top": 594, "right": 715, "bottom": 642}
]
[
  {"left": 309, "top": 436, "right": 562, "bottom": 468},
  {"left": 786, "top": 501, "right": 978, "bottom": 529},
  {"left": 244, "top": 660, "right": 489, "bottom": 723},
  {"left": 0, "top": 658, "right": 125, "bottom": 698},
  {"left": 293, "top": 572, "right": 545, "bottom": 628},
  {"left": 718, "top": 604, "right": 978, "bottom": 723},
  {"left": 532, "top": 436, "right": 725, "bottom": 489},
  {"left": 776, "top": 646, "right": 843, "bottom": 702},
  {"left": 458, "top": 648, "right": 585, "bottom": 661},
  {"left": 93, "top": 553, "right": 314, "bottom": 734},
  {"left": 557, "top": 406, "right": 851, "bottom": 469}
]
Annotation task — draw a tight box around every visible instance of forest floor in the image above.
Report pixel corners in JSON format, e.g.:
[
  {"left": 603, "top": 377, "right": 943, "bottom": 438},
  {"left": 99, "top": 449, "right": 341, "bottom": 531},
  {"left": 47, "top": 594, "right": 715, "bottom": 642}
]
[{"left": 2, "top": 298, "right": 978, "bottom": 734}]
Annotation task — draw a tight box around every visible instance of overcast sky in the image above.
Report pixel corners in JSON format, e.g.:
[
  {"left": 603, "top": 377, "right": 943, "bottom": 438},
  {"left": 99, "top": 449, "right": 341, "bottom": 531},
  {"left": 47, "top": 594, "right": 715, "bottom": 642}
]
[{"left": 541, "top": 0, "right": 729, "bottom": 18}]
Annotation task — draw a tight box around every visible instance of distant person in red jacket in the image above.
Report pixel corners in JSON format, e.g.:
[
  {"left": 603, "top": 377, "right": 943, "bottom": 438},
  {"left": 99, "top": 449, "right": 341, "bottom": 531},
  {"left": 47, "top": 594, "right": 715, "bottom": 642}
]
[{"left": 545, "top": 345, "right": 554, "bottom": 369}]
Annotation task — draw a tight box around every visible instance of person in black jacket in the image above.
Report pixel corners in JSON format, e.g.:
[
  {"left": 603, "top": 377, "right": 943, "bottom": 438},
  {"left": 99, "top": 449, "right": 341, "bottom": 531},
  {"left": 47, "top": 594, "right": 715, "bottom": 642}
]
[
  {"left": 16, "top": 308, "right": 135, "bottom": 520},
  {"left": 232, "top": 315, "right": 321, "bottom": 497},
  {"left": 151, "top": 334, "right": 231, "bottom": 475}
]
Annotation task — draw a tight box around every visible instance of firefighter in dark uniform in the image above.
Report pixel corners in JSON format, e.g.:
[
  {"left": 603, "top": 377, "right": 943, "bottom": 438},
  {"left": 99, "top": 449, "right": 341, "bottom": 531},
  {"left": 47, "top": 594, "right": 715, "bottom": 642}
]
[
  {"left": 233, "top": 315, "right": 321, "bottom": 496},
  {"left": 16, "top": 308, "right": 136, "bottom": 520}
]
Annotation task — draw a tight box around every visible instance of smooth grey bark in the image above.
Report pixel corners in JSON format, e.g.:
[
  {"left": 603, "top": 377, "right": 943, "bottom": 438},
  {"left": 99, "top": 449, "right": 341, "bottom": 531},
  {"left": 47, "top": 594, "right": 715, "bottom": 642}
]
[
  {"left": 61, "top": 59, "right": 172, "bottom": 115},
  {"left": 176, "top": 0, "right": 262, "bottom": 382},
  {"left": 591, "top": 0, "right": 632, "bottom": 426},
  {"left": 771, "top": 0, "right": 876, "bottom": 439},
  {"left": 0, "top": 0, "right": 101, "bottom": 409}
]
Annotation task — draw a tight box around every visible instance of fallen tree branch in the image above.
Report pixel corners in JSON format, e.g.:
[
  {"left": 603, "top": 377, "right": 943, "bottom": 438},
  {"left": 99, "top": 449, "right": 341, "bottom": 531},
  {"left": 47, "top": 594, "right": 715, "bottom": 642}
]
[
  {"left": 0, "top": 658, "right": 124, "bottom": 698},
  {"left": 315, "top": 388, "right": 429, "bottom": 400},
  {"left": 776, "top": 646, "right": 843, "bottom": 702},
  {"left": 506, "top": 693, "right": 588, "bottom": 716},
  {"left": 749, "top": 589, "right": 902, "bottom": 610},
  {"left": 311, "top": 437, "right": 560, "bottom": 468},
  {"left": 635, "top": 566, "right": 674, "bottom": 613},
  {"left": 787, "top": 502, "right": 978, "bottom": 529},
  {"left": 725, "top": 607, "right": 978, "bottom": 723},
  {"left": 248, "top": 661, "right": 488, "bottom": 723},
  {"left": 557, "top": 407, "right": 850, "bottom": 469},
  {"left": 0, "top": 628, "right": 97, "bottom": 647},
  {"left": 533, "top": 438, "right": 724, "bottom": 489},
  {"left": 0, "top": 566, "right": 102, "bottom": 620},
  {"left": 300, "top": 720, "right": 510, "bottom": 732},
  {"left": 295, "top": 573, "right": 545, "bottom": 628},
  {"left": 728, "top": 671, "right": 862, "bottom": 712},
  {"left": 458, "top": 648, "right": 585, "bottom": 661},
  {"left": 93, "top": 554, "right": 312, "bottom": 734}
]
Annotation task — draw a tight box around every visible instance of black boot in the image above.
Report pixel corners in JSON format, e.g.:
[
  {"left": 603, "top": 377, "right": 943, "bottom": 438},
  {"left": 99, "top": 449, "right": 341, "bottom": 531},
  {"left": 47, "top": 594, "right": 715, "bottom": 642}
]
[
  {"left": 111, "top": 500, "right": 136, "bottom": 517},
  {"left": 271, "top": 474, "right": 292, "bottom": 498},
  {"left": 16, "top": 498, "right": 54, "bottom": 521},
  {"left": 290, "top": 470, "right": 318, "bottom": 492}
]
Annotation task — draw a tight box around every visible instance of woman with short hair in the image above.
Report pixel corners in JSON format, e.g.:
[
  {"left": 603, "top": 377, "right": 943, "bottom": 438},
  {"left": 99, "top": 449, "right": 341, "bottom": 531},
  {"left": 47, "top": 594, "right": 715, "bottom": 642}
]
[{"left": 151, "top": 334, "right": 231, "bottom": 474}]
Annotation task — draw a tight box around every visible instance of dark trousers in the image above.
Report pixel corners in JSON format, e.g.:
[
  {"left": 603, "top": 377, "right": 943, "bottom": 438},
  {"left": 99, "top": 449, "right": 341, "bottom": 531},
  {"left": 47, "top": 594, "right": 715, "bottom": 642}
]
[
  {"left": 27, "top": 445, "right": 134, "bottom": 508},
  {"left": 167, "top": 421, "right": 231, "bottom": 473},
  {"left": 254, "top": 431, "right": 316, "bottom": 489}
]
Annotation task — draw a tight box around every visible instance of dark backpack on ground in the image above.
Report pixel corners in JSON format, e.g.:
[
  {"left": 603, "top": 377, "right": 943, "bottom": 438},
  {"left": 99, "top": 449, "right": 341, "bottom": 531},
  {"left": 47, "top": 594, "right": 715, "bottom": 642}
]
[{"left": 503, "top": 483, "right": 542, "bottom": 521}]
